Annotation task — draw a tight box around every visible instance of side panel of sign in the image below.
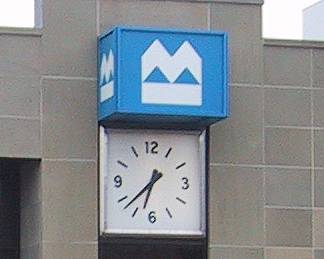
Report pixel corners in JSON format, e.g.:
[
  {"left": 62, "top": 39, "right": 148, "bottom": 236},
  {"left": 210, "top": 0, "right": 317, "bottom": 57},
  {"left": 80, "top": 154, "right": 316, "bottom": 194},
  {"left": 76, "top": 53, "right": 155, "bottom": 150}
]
[{"left": 98, "top": 30, "right": 117, "bottom": 120}]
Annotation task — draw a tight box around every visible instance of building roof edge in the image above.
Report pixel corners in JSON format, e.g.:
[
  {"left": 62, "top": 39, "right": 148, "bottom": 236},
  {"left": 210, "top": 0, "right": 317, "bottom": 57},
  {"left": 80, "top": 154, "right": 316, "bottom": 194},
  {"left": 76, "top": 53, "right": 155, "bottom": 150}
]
[
  {"left": 192, "top": 0, "right": 263, "bottom": 5},
  {"left": 0, "top": 27, "right": 42, "bottom": 37},
  {"left": 264, "top": 38, "right": 324, "bottom": 49},
  {"left": 303, "top": 0, "right": 324, "bottom": 12}
]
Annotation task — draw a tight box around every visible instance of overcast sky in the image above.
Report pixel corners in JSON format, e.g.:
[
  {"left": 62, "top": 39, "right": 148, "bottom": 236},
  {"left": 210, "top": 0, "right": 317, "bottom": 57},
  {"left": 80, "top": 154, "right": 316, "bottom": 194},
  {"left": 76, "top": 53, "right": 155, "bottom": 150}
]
[
  {"left": 263, "top": 0, "right": 320, "bottom": 39},
  {"left": 0, "top": 0, "right": 34, "bottom": 28},
  {"left": 0, "top": 0, "right": 321, "bottom": 40}
]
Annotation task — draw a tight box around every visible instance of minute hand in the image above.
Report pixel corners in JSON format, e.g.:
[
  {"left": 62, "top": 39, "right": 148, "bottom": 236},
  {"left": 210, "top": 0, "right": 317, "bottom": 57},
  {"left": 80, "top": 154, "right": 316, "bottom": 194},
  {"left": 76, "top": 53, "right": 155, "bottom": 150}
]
[{"left": 123, "top": 171, "right": 162, "bottom": 210}]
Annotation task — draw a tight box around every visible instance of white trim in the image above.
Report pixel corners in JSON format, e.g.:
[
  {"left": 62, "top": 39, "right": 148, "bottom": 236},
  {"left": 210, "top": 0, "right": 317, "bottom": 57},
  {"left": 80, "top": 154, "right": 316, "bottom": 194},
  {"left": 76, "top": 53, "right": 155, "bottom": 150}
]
[
  {"left": 99, "top": 126, "right": 107, "bottom": 234},
  {"left": 103, "top": 228, "right": 204, "bottom": 236},
  {"left": 142, "top": 83, "right": 202, "bottom": 106}
]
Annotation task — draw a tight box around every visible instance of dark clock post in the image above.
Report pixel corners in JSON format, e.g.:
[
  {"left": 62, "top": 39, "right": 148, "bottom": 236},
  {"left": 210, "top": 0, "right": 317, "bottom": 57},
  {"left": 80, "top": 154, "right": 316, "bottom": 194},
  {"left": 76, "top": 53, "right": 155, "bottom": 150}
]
[{"left": 97, "top": 27, "right": 229, "bottom": 259}]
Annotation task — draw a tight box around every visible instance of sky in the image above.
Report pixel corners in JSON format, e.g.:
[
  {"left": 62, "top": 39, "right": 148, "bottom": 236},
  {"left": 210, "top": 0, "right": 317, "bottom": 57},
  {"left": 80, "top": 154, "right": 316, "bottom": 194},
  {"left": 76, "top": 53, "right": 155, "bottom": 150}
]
[
  {"left": 263, "top": 0, "right": 320, "bottom": 39},
  {"left": 0, "top": 0, "right": 321, "bottom": 40},
  {"left": 0, "top": 0, "right": 34, "bottom": 28}
]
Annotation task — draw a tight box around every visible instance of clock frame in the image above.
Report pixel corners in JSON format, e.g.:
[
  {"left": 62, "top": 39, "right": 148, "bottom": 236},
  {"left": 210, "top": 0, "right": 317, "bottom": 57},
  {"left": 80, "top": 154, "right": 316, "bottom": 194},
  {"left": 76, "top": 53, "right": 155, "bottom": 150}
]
[{"left": 99, "top": 127, "right": 207, "bottom": 237}]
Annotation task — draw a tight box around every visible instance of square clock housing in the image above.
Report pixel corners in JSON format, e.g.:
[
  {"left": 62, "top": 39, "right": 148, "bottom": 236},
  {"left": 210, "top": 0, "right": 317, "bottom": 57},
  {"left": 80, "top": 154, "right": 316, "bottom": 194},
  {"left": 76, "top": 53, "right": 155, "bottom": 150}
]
[
  {"left": 100, "top": 127, "right": 206, "bottom": 236},
  {"left": 98, "top": 26, "right": 228, "bottom": 129}
]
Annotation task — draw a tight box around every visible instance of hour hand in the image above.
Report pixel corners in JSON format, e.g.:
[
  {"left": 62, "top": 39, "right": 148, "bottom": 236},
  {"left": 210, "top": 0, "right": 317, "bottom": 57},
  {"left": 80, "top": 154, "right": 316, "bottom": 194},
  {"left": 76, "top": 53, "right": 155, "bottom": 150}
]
[
  {"left": 143, "top": 184, "right": 153, "bottom": 209},
  {"left": 143, "top": 170, "right": 163, "bottom": 209},
  {"left": 123, "top": 169, "right": 162, "bottom": 210}
]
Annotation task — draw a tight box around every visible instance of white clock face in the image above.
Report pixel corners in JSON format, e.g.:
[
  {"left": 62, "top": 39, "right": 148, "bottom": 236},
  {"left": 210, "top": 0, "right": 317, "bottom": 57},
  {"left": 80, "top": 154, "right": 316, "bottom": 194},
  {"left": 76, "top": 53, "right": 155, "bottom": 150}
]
[{"left": 100, "top": 128, "right": 205, "bottom": 236}]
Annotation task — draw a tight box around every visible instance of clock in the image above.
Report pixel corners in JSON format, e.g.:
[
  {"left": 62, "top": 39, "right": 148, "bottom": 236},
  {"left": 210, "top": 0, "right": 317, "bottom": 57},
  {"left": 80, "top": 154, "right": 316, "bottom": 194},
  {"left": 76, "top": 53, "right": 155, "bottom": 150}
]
[{"left": 100, "top": 127, "right": 206, "bottom": 236}]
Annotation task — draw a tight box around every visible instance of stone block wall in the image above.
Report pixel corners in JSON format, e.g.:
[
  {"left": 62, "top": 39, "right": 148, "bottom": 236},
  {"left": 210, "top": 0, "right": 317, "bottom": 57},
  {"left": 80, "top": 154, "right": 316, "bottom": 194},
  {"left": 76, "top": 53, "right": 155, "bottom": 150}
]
[
  {"left": 210, "top": 39, "right": 324, "bottom": 258},
  {"left": 1, "top": 0, "right": 324, "bottom": 258},
  {"left": 263, "top": 40, "right": 324, "bottom": 259}
]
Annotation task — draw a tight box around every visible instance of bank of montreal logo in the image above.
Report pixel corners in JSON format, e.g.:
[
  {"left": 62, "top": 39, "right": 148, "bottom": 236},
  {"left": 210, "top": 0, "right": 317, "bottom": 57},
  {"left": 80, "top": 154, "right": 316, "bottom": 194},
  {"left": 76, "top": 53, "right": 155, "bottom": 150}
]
[
  {"left": 142, "top": 40, "right": 202, "bottom": 106},
  {"left": 99, "top": 50, "right": 114, "bottom": 103}
]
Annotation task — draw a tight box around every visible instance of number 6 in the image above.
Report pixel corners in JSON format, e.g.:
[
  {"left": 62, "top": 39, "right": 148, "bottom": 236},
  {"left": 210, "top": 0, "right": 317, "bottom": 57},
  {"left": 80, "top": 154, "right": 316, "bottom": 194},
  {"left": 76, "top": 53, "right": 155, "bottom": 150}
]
[{"left": 148, "top": 211, "right": 156, "bottom": 223}]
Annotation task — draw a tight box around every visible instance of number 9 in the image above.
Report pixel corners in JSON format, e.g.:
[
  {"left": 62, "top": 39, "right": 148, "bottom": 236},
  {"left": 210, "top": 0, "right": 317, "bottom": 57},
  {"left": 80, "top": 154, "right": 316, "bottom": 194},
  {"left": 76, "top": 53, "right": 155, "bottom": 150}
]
[{"left": 114, "top": 175, "right": 122, "bottom": 188}]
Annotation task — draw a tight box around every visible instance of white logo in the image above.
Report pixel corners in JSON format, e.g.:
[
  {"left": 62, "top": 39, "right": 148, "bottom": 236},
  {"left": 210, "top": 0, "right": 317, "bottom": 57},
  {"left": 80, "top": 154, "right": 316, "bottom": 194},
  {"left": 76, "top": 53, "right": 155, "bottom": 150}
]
[
  {"left": 100, "top": 50, "right": 114, "bottom": 102},
  {"left": 141, "top": 40, "right": 202, "bottom": 106}
]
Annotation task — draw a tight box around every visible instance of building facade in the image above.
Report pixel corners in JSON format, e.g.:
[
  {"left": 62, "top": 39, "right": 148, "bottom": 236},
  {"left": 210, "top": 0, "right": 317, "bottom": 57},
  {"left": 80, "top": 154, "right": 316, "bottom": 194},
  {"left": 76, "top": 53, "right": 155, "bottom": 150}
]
[
  {"left": 303, "top": 0, "right": 324, "bottom": 40},
  {"left": 1, "top": 0, "right": 324, "bottom": 258}
]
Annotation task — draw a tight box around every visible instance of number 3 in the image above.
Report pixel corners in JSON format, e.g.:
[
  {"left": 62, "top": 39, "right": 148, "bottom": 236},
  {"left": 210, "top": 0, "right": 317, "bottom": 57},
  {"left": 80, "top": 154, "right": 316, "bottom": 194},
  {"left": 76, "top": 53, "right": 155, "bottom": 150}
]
[{"left": 182, "top": 177, "right": 189, "bottom": 190}]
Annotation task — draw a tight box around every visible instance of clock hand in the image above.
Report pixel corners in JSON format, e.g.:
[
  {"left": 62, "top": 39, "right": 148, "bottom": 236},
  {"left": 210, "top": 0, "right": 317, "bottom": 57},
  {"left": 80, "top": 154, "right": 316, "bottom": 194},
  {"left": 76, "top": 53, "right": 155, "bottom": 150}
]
[
  {"left": 123, "top": 169, "right": 162, "bottom": 210},
  {"left": 143, "top": 169, "right": 163, "bottom": 209},
  {"left": 143, "top": 171, "right": 156, "bottom": 209},
  {"left": 143, "top": 183, "right": 153, "bottom": 209},
  {"left": 143, "top": 170, "right": 163, "bottom": 209}
]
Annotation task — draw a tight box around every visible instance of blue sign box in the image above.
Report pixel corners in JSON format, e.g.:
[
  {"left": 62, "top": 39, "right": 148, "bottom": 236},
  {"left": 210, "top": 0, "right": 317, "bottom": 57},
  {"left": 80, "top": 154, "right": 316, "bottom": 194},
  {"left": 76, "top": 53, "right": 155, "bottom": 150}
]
[{"left": 98, "top": 26, "right": 228, "bottom": 129}]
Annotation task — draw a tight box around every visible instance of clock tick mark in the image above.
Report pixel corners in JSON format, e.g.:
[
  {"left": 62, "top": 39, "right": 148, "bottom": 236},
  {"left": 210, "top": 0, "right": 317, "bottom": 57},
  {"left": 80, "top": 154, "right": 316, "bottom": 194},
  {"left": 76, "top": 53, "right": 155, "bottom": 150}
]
[
  {"left": 166, "top": 207, "right": 173, "bottom": 218},
  {"left": 132, "top": 207, "right": 139, "bottom": 218},
  {"left": 118, "top": 196, "right": 128, "bottom": 203},
  {"left": 165, "top": 148, "right": 172, "bottom": 158},
  {"left": 131, "top": 146, "right": 139, "bottom": 158},
  {"left": 117, "top": 160, "right": 128, "bottom": 168},
  {"left": 176, "top": 197, "right": 186, "bottom": 205},
  {"left": 176, "top": 162, "right": 186, "bottom": 170}
]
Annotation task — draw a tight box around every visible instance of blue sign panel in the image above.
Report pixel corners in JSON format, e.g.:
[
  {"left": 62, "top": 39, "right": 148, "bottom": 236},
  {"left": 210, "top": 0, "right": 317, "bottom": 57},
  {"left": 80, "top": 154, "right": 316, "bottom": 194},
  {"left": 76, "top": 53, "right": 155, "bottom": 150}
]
[{"left": 98, "top": 27, "right": 228, "bottom": 128}]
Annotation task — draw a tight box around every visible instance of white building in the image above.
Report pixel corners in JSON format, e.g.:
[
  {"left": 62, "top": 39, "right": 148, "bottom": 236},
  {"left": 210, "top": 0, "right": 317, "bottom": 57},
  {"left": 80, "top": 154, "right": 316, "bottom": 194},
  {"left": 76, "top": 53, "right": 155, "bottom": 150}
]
[{"left": 303, "top": 0, "right": 324, "bottom": 40}]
